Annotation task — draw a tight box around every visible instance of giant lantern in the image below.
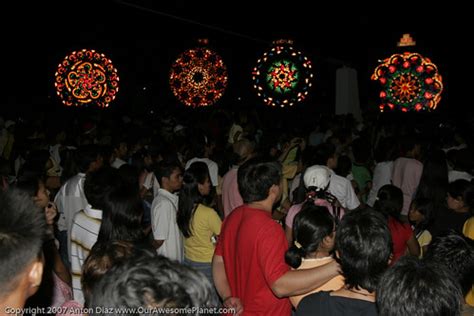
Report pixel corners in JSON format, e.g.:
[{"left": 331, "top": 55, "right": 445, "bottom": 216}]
[
  {"left": 372, "top": 34, "right": 443, "bottom": 112},
  {"left": 252, "top": 40, "right": 313, "bottom": 107},
  {"left": 55, "top": 49, "right": 119, "bottom": 108},
  {"left": 170, "top": 40, "right": 228, "bottom": 107}
]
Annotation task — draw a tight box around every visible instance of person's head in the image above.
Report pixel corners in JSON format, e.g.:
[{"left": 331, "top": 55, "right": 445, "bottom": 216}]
[
  {"left": 399, "top": 136, "right": 421, "bottom": 160},
  {"left": 97, "top": 183, "right": 144, "bottom": 243},
  {"left": 154, "top": 160, "right": 183, "bottom": 193},
  {"left": 0, "top": 190, "right": 46, "bottom": 306},
  {"left": 446, "top": 179, "right": 474, "bottom": 212},
  {"left": 285, "top": 203, "right": 336, "bottom": 269},
  {"left": 177, "top": 162, "right": 211, "bottom": 238},
  {"left": 377, "top": 256, "right": 462, "bottom": 316},
  {"left": 374, "top": 137, "right": 397, "bottom": 163},
  {"left": 409, "top": 198, "right": 433, "bottom": 228},
  {"left": 231, "top": 138, "right": 255, "bottom": 166},
  {"left": 113, "top": 140, "right": 128, "bottom": 159},
  {"left": 313, "top": 143, "right": 337, "bottom": 169},
  {"left": 352, "top": 138, "right": 370, "bottom": 164},
  {"left": 334, "top": 155, "right": 352, "bottom": 178},
  {"left": 15, "top": 175, "right": 50, "bottom": 209},
  {"left": 374, "top": 184, "right": 404, "bottom": 221},
  {"left": 303, "top": 165, "right": 331, "bottom": 199},
  {"left": 88, "top": 256, "right": 217, "bottom": 313},
  {"left": 84, "top": 167, "right": 120, "bottom": 210},
  {"left": 238, "top": 158, "right": 282, "bottom": 204},
  {"left": 76, "top": 144, "right": 104, "bottom": 173},
  {"left": 336, "top": 208, "right": 392, "bottom": 292},
  {"left": 82, "top": 241, "right": 155, "bottom": 306},
  {"left": 424, "top": 232, "right": 474, "bottom": 297}
]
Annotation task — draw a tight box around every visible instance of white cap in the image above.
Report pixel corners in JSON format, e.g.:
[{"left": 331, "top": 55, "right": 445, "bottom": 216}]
[{"left": 303, "top": 165, "right": 331, "bottom": 190}]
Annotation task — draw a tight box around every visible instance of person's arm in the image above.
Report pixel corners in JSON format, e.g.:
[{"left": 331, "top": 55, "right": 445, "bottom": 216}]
[
  {"left": 285, "top": 225, "right": 293, "bottom": 246},
  {"left": 212, "top": 254, "right": 243, "bottom": 315},
  {"left": 271, "top": 260, "right": 340, "bottom": 298},
  {"left": 406, "top": 234, "right": 421, "bottom": 257},
  {"left": 152, "top": 239, "right": 164, "bottom": 249}
]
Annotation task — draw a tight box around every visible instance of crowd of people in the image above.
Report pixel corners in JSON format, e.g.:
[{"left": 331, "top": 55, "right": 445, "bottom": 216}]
[{"left": 1, "top": 107, "right": 473, "bottom": 315}]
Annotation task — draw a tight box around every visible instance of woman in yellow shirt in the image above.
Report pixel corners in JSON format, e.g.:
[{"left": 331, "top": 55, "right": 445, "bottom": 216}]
[{"left": 177, "top": 161, "right": 222, "bottom": 286}]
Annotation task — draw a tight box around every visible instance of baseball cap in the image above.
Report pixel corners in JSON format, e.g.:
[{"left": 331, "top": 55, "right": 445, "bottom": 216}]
[{"left": 303, "top": 165, "right": 331, "bottom": 190}]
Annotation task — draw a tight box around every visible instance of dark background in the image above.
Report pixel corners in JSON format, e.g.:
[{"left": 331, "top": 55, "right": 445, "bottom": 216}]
[{"left": 0, "top": 0, "right": 465, "bottom": 118}]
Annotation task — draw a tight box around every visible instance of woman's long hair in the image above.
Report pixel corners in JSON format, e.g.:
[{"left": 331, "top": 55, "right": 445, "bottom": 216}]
[
  {"left": 97, "top": 183, "right": 144, "bottom": 243},
  {"left": 177, "top": 162, "right": 210, "bottom": 238},
  {"left": 285, "top": 202, "right": 334, "bottom": 269}
]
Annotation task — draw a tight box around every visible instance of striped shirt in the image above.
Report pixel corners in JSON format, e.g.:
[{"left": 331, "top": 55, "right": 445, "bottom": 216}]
[{"left": 69, "top": 205, "right": 102, "bottom": 304}]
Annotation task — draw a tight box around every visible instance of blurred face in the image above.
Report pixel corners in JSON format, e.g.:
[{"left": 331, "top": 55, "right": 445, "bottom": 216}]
[
  {"left": 447, "top": 193, "right": 464, "bottom": 211},
  {"left": 117, "top": 143, "right": 128, "bottom": 158},
  {"left": 198, "top": 176, "right": 212, "bottom": 196},
  {"left": 408, "top": 207, "right": 424, "bottom": 223},
  {"left": 166, "top": 168, "right": 183, "bottom": 192},
  {"left": 34, "top": 181, "right": 50, "bottom": 208}
]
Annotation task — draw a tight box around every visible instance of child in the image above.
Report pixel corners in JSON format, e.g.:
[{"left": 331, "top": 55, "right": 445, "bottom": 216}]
[
  {"left": 285, "top": 203, "right": 344, "bottom": 307},
  {"left": 374, "top": 185, "right": 420, "bottom": 263},
  {"left": 408, "top": 198, "right": 433, "bottom": 257}
]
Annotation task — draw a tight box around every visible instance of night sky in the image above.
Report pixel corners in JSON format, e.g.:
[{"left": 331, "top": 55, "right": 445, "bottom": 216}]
[{"left": 2, "top": 1, "right": 463, "bottom": 117}]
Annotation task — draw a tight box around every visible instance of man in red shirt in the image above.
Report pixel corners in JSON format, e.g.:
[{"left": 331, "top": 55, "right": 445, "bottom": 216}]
[{"left": 213, "top": 159, "right": 340, "bottom": 315}]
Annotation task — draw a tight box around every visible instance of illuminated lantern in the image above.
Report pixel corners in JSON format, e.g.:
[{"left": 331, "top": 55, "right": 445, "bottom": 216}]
[
  {"left": 169, "top": 45, "right": 228, "bottom": 107},
  {"left": 372, "top": 52, "right": 443, "bottom": 112},
  {"left": 252, "top": 40, "right": 313, "bottom": 107},
  {"left": 54, "top": 49, "right": 119, "bottom": 108}
]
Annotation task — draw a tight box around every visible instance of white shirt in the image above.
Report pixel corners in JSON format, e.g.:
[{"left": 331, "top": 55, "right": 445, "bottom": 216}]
[
  {"left": 185, "top": 157, "right": 219, "bottom": 187},
  {"left": 55, "top": 173, "right": 88, "bottom": 234},
  {"left": 151, "top": 189, "right": 184, "bottom": 262},
  {"left": 448, "top": 170, "right": 474, "bottom": 183},
  {"left": 328, "top": 170, "right": 360, "bottom": 210},
  {"left": 111, "top": 157, "right": 127, "bottom": 169},
  {"left": 69, "top": 205, "right": 102, "bottom": 304},
  {"left": 367, "top": 161, "right": 393, "bottom": 207}
]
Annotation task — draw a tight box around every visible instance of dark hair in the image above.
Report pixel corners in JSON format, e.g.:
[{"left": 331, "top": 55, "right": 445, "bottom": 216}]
[
  {"left": 0, "top": 189, "right": 46, "bottom": 297},
  {"left": 82, "top": 240, "right": 155, "bottom": 305},
  {"left": 424, "top": 232, "right": 474, "bottom": 296},
  {"left": 335, "top": 155, "right": 352, "bottom": 178},
  {"left": 374, "top": 184, "right": 404, "bottom": 222},
  {"left": 177, "top": 162, "right": 209, "bottom": 238},
  {"left": 336, "top": 208, "right": 392, "bottom": 292},
  {"left": 154, "top": 160, "right": 182, "bottom": 186},
  {"left": 415, "top": 149, "right": 448, "bottom": 210},
  {"left": 97, "top": 183, "right": 144, "bottom": 243},
  {"left": 313, "top": 143, "right": 336, "bottom": 166},
  {"left": 285, "top": 203, "right": 334, "bottom": 268},
  {"left": 76, "top": 144, "right": 102, "bottom": 173},
  {"left": 15, "top": 174, "right": 42, "bottom": 198},
  {"left": 88, "top": 256, "right": 217, "bottom": 313},
  {"left": 377, "top": 256, "right": 462, "bottom": 316},
  {"left": 409, "top": 198, "right": 434, "bottom": 235},
  {"left": 447, "top": 179, "right": 474, "bottom": 211},
  {"left": 352, "top": 138, "right": 370, "bottom": 164},
  {"left": 84, "top": 167, "right": 120, "bottom": 210},
  {"left": 237, "top": 158, "right": 281, "bottom": 203},
  {"left": 453, "top": 148, "right": 474, "bottom": 172},
  {"left": 374, "top": 137, "right": 397, "bottom": 163}
]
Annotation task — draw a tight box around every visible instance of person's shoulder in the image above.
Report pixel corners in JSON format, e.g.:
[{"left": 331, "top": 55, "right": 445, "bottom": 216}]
[
  {"left": 298, "top": 291, "right": 329, "bottom": 311},
  {"left": 197, "top": 204, "right": 216, "bottom": 214}
]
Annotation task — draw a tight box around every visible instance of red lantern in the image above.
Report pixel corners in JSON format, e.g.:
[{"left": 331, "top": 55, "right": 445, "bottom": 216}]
[
  {"left": 389, "top": 65, "right": 396, "bottom": 73},
  {"left": 424, "top": 92, "right": 432, "bottom": 99},
  {"left": 415, "top": 103, "right": 422, "bottom": 111},
  {"left": 403, "top": 61, "right": 410, "bottom": 68},
  {"left": 425, "top": 78, "right": 433, "bottom": 85},
  {"left": 380, "top": 91, "right": 386, "bottom": 98},
  {"left": 379, "top": 77, "right": 387, "bottom": 84}
]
